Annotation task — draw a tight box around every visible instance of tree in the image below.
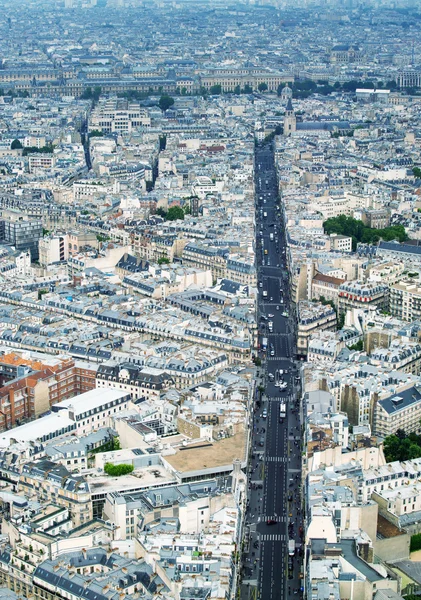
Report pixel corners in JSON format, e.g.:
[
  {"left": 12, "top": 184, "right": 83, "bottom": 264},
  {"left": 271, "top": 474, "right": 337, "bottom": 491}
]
[
  {"left": 413, "top": 167, "right": 421, "bottom": 179},
  {"left": 210, "top": 84, "right": 222, "bottom": 95},
  {"left": 158, "top": 94, "right": 175, "bottom": 112},
  {"left": 81, "top": 87, "right": 93, "bottom": 100},
  {"left": 323, "top": 215, "right": 408, "bottom": 251},
  {"left": 104, "top": 463, "right": 134, "bottom": 476},
  {"left": 277, "top": 84, "right": 285, "bottom": 96},
  {"left": 242, "top": 84, "right": 253, "bottom": 94},
  {"left": 10, "top": 139, "right": 22, "bottom": 149},
  {"left": 88, "top": 129, "right": 103, "bottom": 138},
  {"left": 158, "top": 257, "right": 170, "bottom": 265},
  {"left": 166, "top": 205, "right": 185, "bottom": 221},
  {"left": 234, "top": 85, "right": 241, "bottom": 95},
  {"left": 258, "top": 82, "right": 268, "bottom": 92},
  {"left": 92, "top": 86, "right": 101, "bottom": 102},
  {"left": 348, "top": 339, "right": 363, "bottom": 352}
]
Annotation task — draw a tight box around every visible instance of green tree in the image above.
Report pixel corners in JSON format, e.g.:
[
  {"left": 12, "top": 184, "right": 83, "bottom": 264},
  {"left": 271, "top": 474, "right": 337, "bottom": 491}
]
[
  {"left": 158, "top": 257, "right": 170, "bottom": 265},
  {"left": 166, "top": 205, "right": 185, "bottom": 221},
  {"left": 277, "top": 84, "right": 285, "bottom": 96},
  {"left": 88, "top": 130, "right": 103, "bottom": 138},
  {"left": 242, "top": 84, "right": 253, "bottom": 94},
  {"left": 92, "top": 86, "right": 101, "bottom": 102},
  {"left": 258, "top": 82, "right": 268, "bottom": 92},
  {"left": 81, "top": 87, "right": 93, "bottom": 100},
  {"left": 348, "top": 339, "right": 364, "bottom": 352},
  {"left": 10, "top": 139, "right": 22, "bottom": 149},
  {"left": 413, "top": 167, "right": 421, "bottom": 179},
  {"left": 104, "top": 463, "right": 134, "bottom": 476},
  {"left": 210, "top": 84, "right": 222, "bottom": 95},
  {"left": 234, "top": 85, "right": 241, "bottom": 95},
  {"left": 158, "top": 94, "right": 174, "bottom": 112}
]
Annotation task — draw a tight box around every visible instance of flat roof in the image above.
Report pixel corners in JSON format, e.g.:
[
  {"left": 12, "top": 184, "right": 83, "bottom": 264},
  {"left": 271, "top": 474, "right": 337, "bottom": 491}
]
[
  {"left": 0, "top": 412, "right": 75, "bottom": 446},
  {"left": 164, "top": 432, "right": 246, "bottom": 474}
]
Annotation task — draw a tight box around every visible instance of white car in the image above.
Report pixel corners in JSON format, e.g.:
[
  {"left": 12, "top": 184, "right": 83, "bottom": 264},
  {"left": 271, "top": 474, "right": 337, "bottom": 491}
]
[{"left": 268, "top": 313, "right": 274, "bottom": 318}]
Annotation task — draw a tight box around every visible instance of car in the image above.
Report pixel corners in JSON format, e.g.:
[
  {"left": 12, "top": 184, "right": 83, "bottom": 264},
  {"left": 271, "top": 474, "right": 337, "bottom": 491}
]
[
  {"left": 267, "top": 519, "right": 277, "bottom": 525},
  {"left": 259, "top": 282, "right": 263, "bottom": 288},
  {"left": 270, "top": 296, "right": 273, "bottom": 301},
  {"left": 282, "top": 311, "right": 288, "bottom": 317},
  {"left": 268, "top": 373, "right": 275, "bottom": 381},
  {"left": 268, "top": 313, "right": 274, "bottom": 318},
  {"left": 262, "top": 409, "right": 267, "bottom": 418},
  {"left": 259, "top": 436, "right": 265, "bottom": 447},
  {"left": 276, "top": 305, "right": 280, "bottom": 310}
]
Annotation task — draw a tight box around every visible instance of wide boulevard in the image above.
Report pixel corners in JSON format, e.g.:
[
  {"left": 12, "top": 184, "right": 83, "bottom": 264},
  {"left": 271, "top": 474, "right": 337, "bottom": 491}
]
[{"left": 241, "top": 142, "right": 303, "bottom": 600}]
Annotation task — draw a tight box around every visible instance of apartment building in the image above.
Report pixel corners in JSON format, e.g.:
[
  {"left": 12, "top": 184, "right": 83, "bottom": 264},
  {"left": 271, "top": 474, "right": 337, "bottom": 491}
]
[
  {"left": 0, "top": 354, "right": 96, "bottom": 430},
  {"left": 297, "top": 301, "right": 337, "bottom": 357},
  {"left": 38, "top": 234, "right": 68, "bottom": 266},
  {"left": 28, "top": 154, "right": 55, "bottom": 173},
  {"left": 329, "top": 233, "right": 352, "bottom": 253},
  {"left": 19, "top": 460, "right": 92, "bottom": 527},
  {"left": 374, "top": 386, "right": 421, "bottom": 438},
  {"left": 0, "top": 211, "right": 43, "bottom": 260},
  {"left": 182, "top": 243, "right": 228, "bottom": 281},
  {"left": 338, "top": 281, "right": 388, "bottom": 314},
  {"left": 311, "top": 272, "right": 345, "bottom": 307},
  {"left": 390, "top": 280, "right": 421, "bottom": 322},
  {"left": 96, "top": 361, "right": 173, "bottom": 401}
]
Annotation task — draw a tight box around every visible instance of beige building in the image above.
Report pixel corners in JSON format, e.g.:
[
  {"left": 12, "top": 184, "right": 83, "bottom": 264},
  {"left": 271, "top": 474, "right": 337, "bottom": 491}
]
[
  {"left": 373, "top": 385, "right": 421, "bottom": 439},
  {"left": 390, "top": 279, "right": 421, "bottom": 322},
  {"left": 297, "top": 301, "right": 337, "bottom": 357},
  {"left": 19, "top": 461, "right": 92, "bottom": 527},
  {"left": 311, "top": 272, "right": 345, "bottom": 307},
  {"left": 329, "top": 233, "right": 352, "bottom": 253}
]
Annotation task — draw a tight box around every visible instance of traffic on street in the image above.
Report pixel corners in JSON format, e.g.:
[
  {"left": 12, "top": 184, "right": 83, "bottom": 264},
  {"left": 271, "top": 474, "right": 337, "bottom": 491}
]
[{"left": 241, "top": 142, "right": 304, "bottom": 600}]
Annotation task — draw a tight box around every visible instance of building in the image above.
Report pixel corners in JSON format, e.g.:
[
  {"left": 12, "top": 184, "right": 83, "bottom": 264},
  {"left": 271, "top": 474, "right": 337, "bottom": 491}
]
[
  {"left": 89, "top": 98, "right": 151, "bottom": 133},
  {"left": 377, "top": 241, "right": 421, "bottom": 268},
  {"left": 338, "top": 281, "right": 388, "bottom": 314},
  {"left": 28, "top": 154, "right": 55, "bottom": 173},
  {"left": 374, "top": 386, "right": 421, "bottom": 438},
  {"left": 0, "top": 388, "right": 131, "bottom": 444},
  {"left": 0, "top": 211, "right": 43, "bottom": 260},
  {"left": 329, "top": 233, "right": 352, "bottom": 253},
  {"left": 19, "top": 460, "right": 92, "bottom": 527},
  {"left": 397, "top": 69, "right": 421, "bottom": 89},
  {"left": 390, "top": 280, "right": 421, "bottom": 322},
  {"left": 96, "top": 361, "right": 174, "bottom": 401},
  {"left": 38, "top": 234, "right": 68, "bottom": 266},
  {"left": 297, "top": 301, "right": 337, "bottom": 357},
  {"left": 360, "top": 208, "right": 390, "bottom": 229},
  {"left": 311, "top": 273, "right": 346, "bottom": 307},
  {"left": 283, "top": 98, "right": 296, "bottom": 137}
]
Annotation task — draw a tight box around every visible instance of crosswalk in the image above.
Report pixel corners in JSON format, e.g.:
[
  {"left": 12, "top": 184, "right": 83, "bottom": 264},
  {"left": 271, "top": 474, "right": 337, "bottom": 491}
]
[
  {"left": 259, "top": 533, "right": 286, "bottom": 542},
  {"left": 267, "top": 395, "right": 295, "bottom": 402},
  {"left": 266, "top": 456, "right": 288, "bottom": 463},
  {"left": 258, "top": 515, "right": 287, "bottom": 523}
]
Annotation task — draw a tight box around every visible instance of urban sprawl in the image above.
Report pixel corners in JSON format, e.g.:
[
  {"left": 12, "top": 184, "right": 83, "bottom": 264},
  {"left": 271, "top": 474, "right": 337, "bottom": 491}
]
[{"left": 1, "top": 1, "right": 421, "bottom": 600}]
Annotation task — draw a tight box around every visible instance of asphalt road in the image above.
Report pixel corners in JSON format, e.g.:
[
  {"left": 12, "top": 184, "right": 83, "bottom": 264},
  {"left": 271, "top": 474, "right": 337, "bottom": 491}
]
[{"left": 241, "top": 143, "right": 303, "bottom": 600}]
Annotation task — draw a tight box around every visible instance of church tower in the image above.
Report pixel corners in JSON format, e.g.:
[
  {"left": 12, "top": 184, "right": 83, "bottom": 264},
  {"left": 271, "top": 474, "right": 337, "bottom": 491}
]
[{"left": 283, "top": 98, "right": 296, "bottom": 136}]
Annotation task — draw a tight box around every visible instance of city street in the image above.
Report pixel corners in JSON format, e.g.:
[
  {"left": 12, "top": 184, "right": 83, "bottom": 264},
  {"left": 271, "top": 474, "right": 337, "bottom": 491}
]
[{"left": 241, "top": 143, "right": 303, "bottom": 600}]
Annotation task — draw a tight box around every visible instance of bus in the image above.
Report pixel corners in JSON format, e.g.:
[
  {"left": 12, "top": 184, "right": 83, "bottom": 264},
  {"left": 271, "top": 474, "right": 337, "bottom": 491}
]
[
  {"left": 280, "top": 401, "right": 286, "bottom": 421},
  {"left": 262, "top": 337, "right": 268, "bottom": 352}
]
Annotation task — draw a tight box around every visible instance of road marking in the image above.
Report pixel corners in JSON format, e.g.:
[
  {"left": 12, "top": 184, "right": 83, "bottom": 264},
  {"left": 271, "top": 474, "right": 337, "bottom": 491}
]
[
  {"left": 259, "top": 534, "right": 286, "bottom": 541},
  {"left": 266, "top": 456, "right": 287, "bottom": 462}
]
